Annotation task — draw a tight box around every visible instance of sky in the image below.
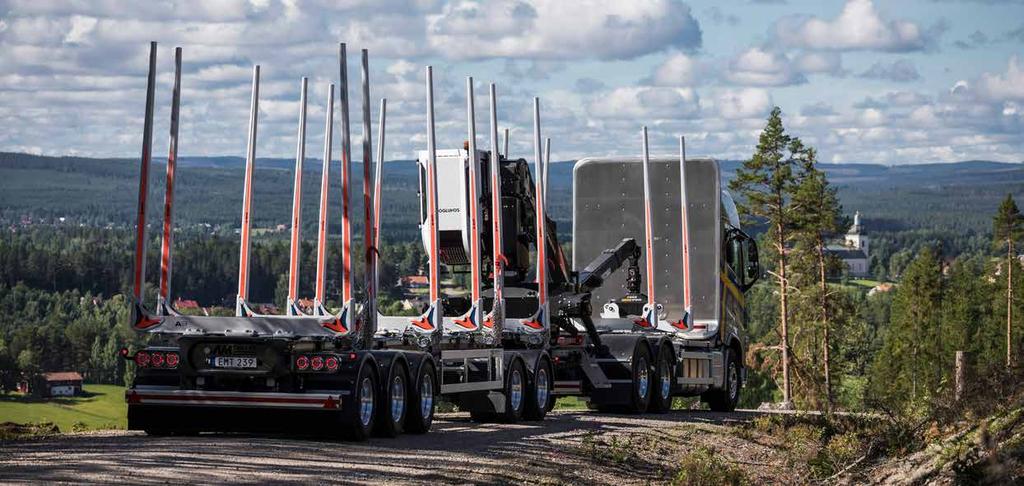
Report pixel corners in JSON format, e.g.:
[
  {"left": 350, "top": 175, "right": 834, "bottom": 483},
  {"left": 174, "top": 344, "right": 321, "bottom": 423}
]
[{"left": 0, "top": 0, "right": 1022, "bottom": 165}]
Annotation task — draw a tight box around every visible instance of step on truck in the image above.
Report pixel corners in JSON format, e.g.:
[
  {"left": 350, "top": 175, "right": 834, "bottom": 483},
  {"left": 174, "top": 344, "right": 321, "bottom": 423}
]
[{"left": 123, "top": 41, "right": 760, "bottom": 439}]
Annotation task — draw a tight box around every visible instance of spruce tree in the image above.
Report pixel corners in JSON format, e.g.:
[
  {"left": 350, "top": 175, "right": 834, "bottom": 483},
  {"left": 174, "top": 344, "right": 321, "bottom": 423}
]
[
  {"left": 729, "top": 107, "right": 800, "bottom": 405},
  {"left": 869, "top": 247, "right": 944, "bottom": 406},
  {"left": 993, "top": 194, "right": 1022, "bottom": 367}
]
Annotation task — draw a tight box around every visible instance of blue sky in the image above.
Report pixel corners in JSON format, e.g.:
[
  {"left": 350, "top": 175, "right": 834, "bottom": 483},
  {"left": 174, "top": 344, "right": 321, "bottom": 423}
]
[{"left": 0, "top": 0, "right": 1022, "bottom": 164}]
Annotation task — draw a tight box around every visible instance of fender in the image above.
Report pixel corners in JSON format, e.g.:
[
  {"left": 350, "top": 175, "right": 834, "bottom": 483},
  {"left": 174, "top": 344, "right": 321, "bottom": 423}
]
[{"left": 599, "top": 334, "right": 652, "bottom": 362}]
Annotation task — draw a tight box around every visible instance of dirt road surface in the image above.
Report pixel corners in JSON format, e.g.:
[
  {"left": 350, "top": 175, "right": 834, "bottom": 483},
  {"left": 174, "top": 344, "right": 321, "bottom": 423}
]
[{"left": 0, "top": 410, "right": 803, "bottom": 485}]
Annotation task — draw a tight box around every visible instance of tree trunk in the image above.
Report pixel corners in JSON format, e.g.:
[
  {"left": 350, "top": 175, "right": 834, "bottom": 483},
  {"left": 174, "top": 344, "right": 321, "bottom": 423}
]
[
  {"left": 817, "top": 236, "right": 832, "bottom": 410},
  {"left": 1008, "top": 240, "right": 1014, "bottom": 368},
  {"left": 778, "top": 221, "right": 792, "bottom": 405}
]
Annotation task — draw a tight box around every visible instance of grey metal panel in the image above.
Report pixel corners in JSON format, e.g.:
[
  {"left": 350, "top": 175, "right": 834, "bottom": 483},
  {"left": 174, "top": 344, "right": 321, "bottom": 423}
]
[
  {"left": 572, "top": 157, "right": 695, "bottom": 322},
  {"left": 143, "top": 314, "right": 339, "bottom": 337},
  {"left": 683, "top": 159, "right": 721, "bottom": 326}
]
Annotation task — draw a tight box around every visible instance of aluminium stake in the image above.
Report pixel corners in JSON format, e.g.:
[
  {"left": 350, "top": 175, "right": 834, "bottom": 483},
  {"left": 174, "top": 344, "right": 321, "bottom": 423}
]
[
  {"left": 313, "top": 83, "right": 335, "bottom": 314},
  {"left": 157, "top": 46, "right": 182, "bottom": 316},
  {"left": 286, "top": 77, "right": 309, "bottom": 316},
  {"left": 131, "top": 41, "right": 157, "bottom": 328},
  {"left": 235, "top": 65, "right": 260, "bottom": 317}
]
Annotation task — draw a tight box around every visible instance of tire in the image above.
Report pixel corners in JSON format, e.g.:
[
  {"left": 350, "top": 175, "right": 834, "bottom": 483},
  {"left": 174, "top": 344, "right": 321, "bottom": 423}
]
[
  {"left": 501, "top": 359, "right": 527, "bottom": 422},
  {"left": 405, "top": 361, "right": 436, "bottom": 434},
  {"left": 626, "top": 343, "right": 653, "bottom": 413},
  {"left": 704, "top": 348, "right": 741, "bottom": 412},
  {"left": 523, "top": 357, "right": 553, "bottom": 421},
  {"left": 375, "top": 361, "right": 408, "bottom": 437},
  {"left": 341, "top": 363, "right": 377, "bottom": 440},
  {"left": 649, "top": 345, "right": 674, "bottom": 413}
]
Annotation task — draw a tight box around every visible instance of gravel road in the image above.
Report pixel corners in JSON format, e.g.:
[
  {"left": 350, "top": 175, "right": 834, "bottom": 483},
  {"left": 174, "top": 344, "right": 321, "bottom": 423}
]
[{"left": 0, "top": 410, "right": 800, "bottom": 485}]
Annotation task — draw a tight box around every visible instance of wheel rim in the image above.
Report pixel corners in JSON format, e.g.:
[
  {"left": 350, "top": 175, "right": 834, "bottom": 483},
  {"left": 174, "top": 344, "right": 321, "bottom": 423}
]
[
  {"left": 359, "top": 376, "right": 374, "bottom": 427},
  {"left": 728, "top": 362, "right": 739, "bottom": 402},
  {"left": 536, "top": 367, "right": 549, "bottom": 410},
  {"left": 391, "top": 374, "right": 405, "bottom": 424},
  {"left": 420, "top": 373, "right": 433, "bottom": 419},
  {"left": 510, "top": 369, "right": 523, "bottom": 411},
  {"left": 637, "top": 356, "right": 649, "bottom": 399},
  {"left": 660, "top": 359, "right": 671, "bottom": 399}
]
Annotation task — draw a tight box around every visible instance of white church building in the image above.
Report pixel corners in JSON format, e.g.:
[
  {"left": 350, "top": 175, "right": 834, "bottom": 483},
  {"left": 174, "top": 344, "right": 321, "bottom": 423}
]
[{"left": 827, "top": 211, "right": 870, "bottom": 278}]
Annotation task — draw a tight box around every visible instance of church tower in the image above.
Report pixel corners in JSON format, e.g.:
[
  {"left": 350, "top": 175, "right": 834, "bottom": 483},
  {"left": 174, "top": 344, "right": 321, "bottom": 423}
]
[{"left": 845, "top": 211, "right": 868, "bottom": 256}]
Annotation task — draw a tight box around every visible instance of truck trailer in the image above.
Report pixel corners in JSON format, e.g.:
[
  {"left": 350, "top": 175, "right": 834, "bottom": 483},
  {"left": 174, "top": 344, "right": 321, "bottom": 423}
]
[{"left": 122, "top": 42, "right": 760, "bottom": 439}]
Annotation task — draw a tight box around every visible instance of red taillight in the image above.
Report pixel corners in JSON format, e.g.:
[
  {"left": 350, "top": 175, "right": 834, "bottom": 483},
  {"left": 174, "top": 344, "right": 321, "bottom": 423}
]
[
  {"left": 325, "top": 356, "right": 339, "bottom": 371},
  {"left": 135, "top": 351, "right": 150, "bottom": 367},
  {"left": 119, "top": 347, "right": 130, "bottom": 357},
  {"left": 151, "top": 352, "right": 165, "bottom": 367},
  {"left": 311, "top": 355, "right": 324, "bottom": 371},
  {"left": 295, "top": 355, "right": 309, "bottom": 370},
  {"left": 347, "top": 353, "right": 358, "bottom": 361},
  {"left": 165, "top": 352, "right": 179, "bottom": 368}
]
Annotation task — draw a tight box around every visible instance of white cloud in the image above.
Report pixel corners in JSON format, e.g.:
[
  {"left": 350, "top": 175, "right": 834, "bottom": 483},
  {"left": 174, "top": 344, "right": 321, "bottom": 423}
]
[
  {"left": 649, "top": 52, "right": 698, "bottom": 87},
  {"left": 858, "top": 59, "right": 921, "bottom": 82},
  {"left": 774, "top": 0, "right": 929, "bottom": 52},
  {"left": 792, "top": 51, "right": 844, "bottom": 75},
  {"left": 970, "top": 55, "right": 1024, "bottom": 102},
  {"left": 588, "top": 87, "right": 700, "bottom": 120},
  {"left": 724, "top": 47, "right": 805, "bottom": 86},
  {"left": 712, "top": 88, "right": 772, "bottom": 119},
  {"left": 426, "top": 0, "right": 702, "bottom": 60}
]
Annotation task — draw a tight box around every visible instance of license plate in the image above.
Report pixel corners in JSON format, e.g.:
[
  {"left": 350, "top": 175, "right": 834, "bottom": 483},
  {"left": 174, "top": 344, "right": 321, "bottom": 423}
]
[{"left": 212, "top": 356, "right": 257, "bottom": 369}]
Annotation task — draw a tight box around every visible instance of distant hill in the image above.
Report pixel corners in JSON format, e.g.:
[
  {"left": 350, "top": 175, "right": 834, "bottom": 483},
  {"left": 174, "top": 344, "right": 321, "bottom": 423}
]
[{"left": 2, "top": 152, "right": 1023, "bottom": 241}]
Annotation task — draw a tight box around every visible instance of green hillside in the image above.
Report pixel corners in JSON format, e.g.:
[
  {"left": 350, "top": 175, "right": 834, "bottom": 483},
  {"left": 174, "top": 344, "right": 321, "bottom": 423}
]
[{"left": 0, "top": 384, "right": 126, "bottom": 432}]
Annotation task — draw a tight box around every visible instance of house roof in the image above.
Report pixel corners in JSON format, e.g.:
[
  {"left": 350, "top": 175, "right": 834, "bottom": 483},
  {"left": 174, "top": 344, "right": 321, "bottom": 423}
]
[{"left": 43, "top": 371, "right": 83, "bottom": 382}]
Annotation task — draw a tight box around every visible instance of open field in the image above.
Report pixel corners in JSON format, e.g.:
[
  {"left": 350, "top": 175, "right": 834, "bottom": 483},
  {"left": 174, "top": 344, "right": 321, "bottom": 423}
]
[{"left": 0, "top": 385, "right": 126, "bottom": 432}]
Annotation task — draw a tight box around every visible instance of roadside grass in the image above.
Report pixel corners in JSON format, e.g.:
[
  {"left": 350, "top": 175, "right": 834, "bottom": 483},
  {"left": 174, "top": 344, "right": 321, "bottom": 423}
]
[
  {"left": 0, "top": 384, "right": 126, "bottom": 433},
  {"left": 554, "top": 396, "right": 588, "bottom": 410}
]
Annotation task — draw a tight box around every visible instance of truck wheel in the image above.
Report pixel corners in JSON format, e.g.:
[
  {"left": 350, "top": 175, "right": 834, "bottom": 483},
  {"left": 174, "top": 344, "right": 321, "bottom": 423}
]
[
  {"left": 342, "top": 363, "right": 377, "bottom": 440},
  {"left": 501, "top": 359, "right": 526, "bottom": 422},
  {"left": 649, "top": 346, "right": 674, "bottom": 413},
  {"left": 405, "top": 362, "right": 436, "bottom": 434},
  {"left": 627, "top": 343, "right": 653, "bottom": 413},
  {"left": 704, "top": 349, "right": 741, "bottom": 412},
  {"left": 375, "top": 362, "right": 408, "bottom": 437},
  {"left": 523, "top": 357, "right": 553, "bottom": 421}
]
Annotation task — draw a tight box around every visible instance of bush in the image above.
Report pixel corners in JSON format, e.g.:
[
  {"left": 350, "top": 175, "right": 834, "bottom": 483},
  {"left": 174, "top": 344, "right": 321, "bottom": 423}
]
[{"left": 672, "top": 446, "right": 748, "bottom": 486}]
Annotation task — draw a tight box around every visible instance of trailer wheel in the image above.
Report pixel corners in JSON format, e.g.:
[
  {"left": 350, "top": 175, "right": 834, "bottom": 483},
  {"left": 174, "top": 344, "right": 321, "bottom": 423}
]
[
  {"left": 649, "top": 345, "right": 674, "bottom": 413},
  {"left": 523, "top": 357, "right": 553, "bottom": 421},
  {"left": 405, "top": 361, "right": 435, "bottom": 434},
  {"left": 704, "top": 349, "right": 740, "bottom": 412},
  {"left": 627, "top": 343, "right": 653, "bottom": 413},
  {"left": 342, "top": 363, "right": 377, "bottom": 440},
  {"left": 375, "top": 361, "right": 408, "bottom": 437},
  {"left": 500, "top": 359, "right": 526, "bottom": 422}
]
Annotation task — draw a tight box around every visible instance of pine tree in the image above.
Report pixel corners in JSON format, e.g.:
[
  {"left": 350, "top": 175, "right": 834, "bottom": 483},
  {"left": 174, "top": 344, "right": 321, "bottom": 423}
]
[
  {"left": 729, "top": 107, "right": 801, "bottom": 405},
  {"left": 791, "top": 144, "right": 848, "bottom": 410},
  {"left": 993, "top": 194, "right": 1023, "bottom": 367}
]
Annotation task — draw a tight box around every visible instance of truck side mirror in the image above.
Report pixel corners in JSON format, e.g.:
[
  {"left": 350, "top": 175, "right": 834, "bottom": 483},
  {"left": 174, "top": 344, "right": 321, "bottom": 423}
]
[{"left": 745, "top": 239, "right": 760, "bottom": 285}]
